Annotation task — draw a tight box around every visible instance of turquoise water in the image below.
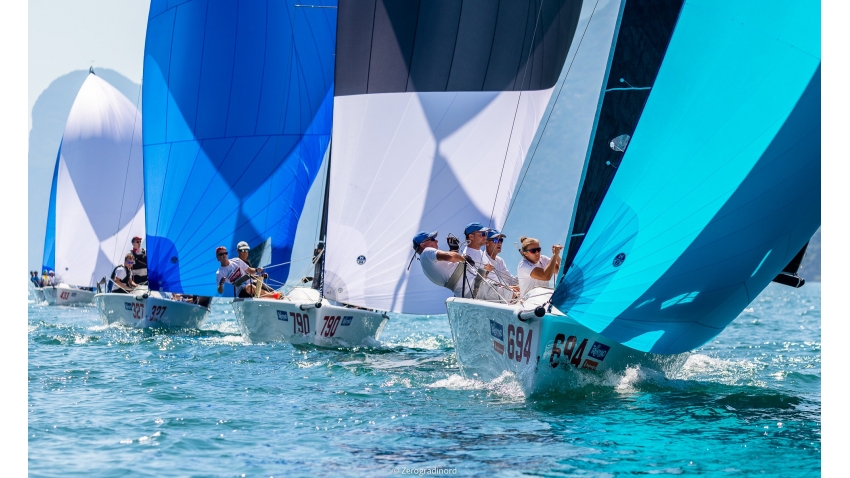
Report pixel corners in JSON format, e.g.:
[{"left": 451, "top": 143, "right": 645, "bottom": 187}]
[{"left": 28, "top": 283, "right": 820, "bottom": 477}]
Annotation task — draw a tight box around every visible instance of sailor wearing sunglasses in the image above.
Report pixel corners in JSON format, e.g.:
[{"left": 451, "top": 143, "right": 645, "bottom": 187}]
[
  {"left": 517, "top": 236, "right": 562, "bottom": 298},
  {"left": 485, "top": 229, "right": 518, "bottom": 288}
]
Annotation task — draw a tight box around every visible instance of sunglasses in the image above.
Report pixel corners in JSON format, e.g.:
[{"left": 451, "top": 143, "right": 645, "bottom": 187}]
[
  {"left": 489, "top": 238, "right": 503, "bottom": 244},
  {"left": 524, "top": 247, "right": 542, "bottom": 254},
  {"left": 126, "top": 260, "right": 135, "bottom": 264},
  {"left": 217, "top": 252, "right": 228, "bottom": 256},
  {"left": 132, "top": 240, "right": 141, "bottom": 243},
  {"left": 238, "top": 249, "right": 249, "bottom": 252}
]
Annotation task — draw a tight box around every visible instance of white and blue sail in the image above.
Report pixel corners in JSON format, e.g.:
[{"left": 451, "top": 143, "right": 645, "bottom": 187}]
[
  {"left": 323, "top": 0, "right": 592, "bottom": 313},
  {"left": 41, "top": 148, "right": 60, "bottom": 274},
  {"left": 41, "top": 73, "right": 146, "bottom": 287},
  {"left": 142, "top": 0, "right": 337, "bottom": 295},
  {"left": 550, "top": 0, "right": 821, "bottom": 354}
]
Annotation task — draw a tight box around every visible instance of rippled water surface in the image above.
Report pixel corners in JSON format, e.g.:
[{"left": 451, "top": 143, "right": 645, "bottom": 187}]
[{"left": 28, "top": 283, "right": 820, "bottom": 477}]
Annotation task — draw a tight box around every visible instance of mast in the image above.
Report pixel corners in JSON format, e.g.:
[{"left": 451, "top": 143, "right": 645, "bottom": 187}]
[{"left": 312, "top": 139, "right": 332, "bottom": 293}]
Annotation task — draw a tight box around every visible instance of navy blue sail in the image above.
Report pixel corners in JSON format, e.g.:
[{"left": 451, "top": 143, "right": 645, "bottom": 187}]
[
  {"left": 142, "top": 0, "right": 337, "bottom": 294},
  {"left": 551, "top": 0, "right": 820, "bottom": 354},
  {"left": 41, "top": 147, "right": 60, "bottom": 274}
]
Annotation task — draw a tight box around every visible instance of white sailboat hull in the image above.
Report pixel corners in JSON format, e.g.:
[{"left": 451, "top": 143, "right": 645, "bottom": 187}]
[
  {"left": 232, "top": 287, "right": 389, "bottom": 346},
  {"left": 95, "top": 292, "right": 210, "bottom": 329},
  {"left": 42, "top": 285, "right": 95, "bottom": 306},
  {"left": 446, "top": 288, "right": 688, "bottom": 396}
]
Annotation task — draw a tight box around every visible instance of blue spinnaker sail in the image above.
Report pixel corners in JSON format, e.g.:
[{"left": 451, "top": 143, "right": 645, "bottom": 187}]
[
  {"left": 41, "top": 146, "right": 60, "bottom": 274},
  {"left": 143, "top": 0, "right": 337, "bottom": 294},
  {"left": 552, "top": 0, "right": 820, "bottom": 354}
]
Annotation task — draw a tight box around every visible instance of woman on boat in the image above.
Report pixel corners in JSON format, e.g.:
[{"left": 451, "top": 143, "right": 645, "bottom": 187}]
[{"left": 517, "top": 237, "right": 562, "bottom": 299}]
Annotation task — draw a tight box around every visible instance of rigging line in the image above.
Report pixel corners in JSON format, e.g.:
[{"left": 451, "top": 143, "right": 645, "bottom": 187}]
[
  {"left": 487, "top": 0, "right": 545, "bottom": 228},
  {"left": 111, "top": 78, "right": 144, "bottom": 265},
  {"left": 262, "top": 256, "right": 314, "bottom": 270},
  {"left": 503, "top": 0, "right": 602, "bottom": 227}
]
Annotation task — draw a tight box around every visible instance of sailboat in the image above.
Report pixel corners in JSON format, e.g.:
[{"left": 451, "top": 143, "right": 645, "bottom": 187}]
[
  {"left": 445, "top": 0, "right": 821, "bottom": 395},
  {"left": 137, "top": 0, "right": 339, "bottom": 336},
  {"left": 231, "top": 0, "right": 589, "bottom": 344},
  {"left": 40, "top": 71, "right": 146, "bottom": 307}
]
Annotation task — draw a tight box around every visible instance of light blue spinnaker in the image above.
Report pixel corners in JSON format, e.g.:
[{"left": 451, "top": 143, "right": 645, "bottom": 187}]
[
  {"left": 142, "top": 0, "right": 337, "bottom": 294},
  {"left": 552, "top": 0, "right": 821, "bottom": 354},
  {"left": 41, "top": 147, "right": 60, "bottom": 274}
]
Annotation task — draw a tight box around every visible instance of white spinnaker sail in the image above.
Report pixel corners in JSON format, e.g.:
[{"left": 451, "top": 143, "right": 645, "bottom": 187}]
[
  {"left": 54, "top": 74, "right": 145, "bottom": 287},
  {"left": 323, "top": 0, "right": 623, "bottom": 314},
  {"left": 325, "top": 90, "right": 550, "bottom": 313}
]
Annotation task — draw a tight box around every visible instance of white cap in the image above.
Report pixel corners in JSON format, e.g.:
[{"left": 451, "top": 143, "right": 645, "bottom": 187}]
[{"left": 237, "top": 241, "right": 249, "bottom": 251}]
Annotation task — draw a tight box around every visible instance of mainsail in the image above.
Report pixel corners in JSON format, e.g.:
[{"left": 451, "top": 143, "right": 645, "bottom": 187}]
[
  {"left": 142, "top": 0, "right": 337, "bottom": 295},
  {"left": 551, "top": 0, "right": 821, "bottom": 354},
  {"left": 49, "top": 73, "right": 146, "bottom": 287},
  {"left": 323, "top": 0, "right": 587, "bottom": 313}
]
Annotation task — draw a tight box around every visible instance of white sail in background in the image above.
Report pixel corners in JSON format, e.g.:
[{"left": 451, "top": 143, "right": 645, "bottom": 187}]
[{"left": 54, "top": 73, "right": 145, "bottom": 287}]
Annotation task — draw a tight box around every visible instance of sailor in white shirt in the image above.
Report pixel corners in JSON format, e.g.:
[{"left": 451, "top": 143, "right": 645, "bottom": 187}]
[
  {"left": 459, "top": 222, "right": 516, "bottom": 303},
  {"left": 517, "top": 236, "right": 563, "bottom": 298},
  {"left": 215, "top": 246, "right": 266, "bottom": 298},
  {"left": 411, "top": 231, "right": 467, "bottom": 296},
  {"left": 484, "top": 229, "right": 519, "bottom": 287}
]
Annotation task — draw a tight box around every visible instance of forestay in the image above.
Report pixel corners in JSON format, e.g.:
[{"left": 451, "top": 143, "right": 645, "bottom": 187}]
[
  {"left": 52, "top": 73, "right": 145, "bottom": 287},
  {"left": 142, "top": 0, "right": 337, "bottom": 295},
  {"left": 552, "top": 0, "right": 821, "bottom": 354},
  {"left": 324, "top": 0, "right": 591, "bottom": 314}
]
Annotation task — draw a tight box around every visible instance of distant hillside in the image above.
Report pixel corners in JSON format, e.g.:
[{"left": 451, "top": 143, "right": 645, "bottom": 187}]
[{"left": 799, "top": 227, "right": 821, "bottom": 282}]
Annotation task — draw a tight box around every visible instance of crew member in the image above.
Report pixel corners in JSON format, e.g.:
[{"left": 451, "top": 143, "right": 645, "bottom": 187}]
[
  {"left": 485, "top": 229, "right": 518, "bottom": 288},
  {"left": 110, "top": 253, "right": 137, "bottom": 293},
  {"left": 215, "top": 246, "right": 270, "bottom": 298},
  {"left": 411, "top": 231, "right": 467, "bottom": 297},
  {"left": 130, "top": 236, "right": 148, "bottom": 284}
]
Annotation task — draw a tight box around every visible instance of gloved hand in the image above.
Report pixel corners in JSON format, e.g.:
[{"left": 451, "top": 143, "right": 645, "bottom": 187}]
[{"left": 447, "top": 234, "right": 459, "bottom": 252}]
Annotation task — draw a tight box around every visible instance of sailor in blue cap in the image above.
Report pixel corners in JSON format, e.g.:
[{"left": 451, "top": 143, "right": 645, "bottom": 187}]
[
  {"left": 457, "top": 222, "right": 517, "bottom": 303},
  {"left": 460, "top": 221, "right": 494, "bottom": 276},
  {"left": 411, "top": 230, "right": 467, "bottom": 296},
  {"left": 485, "top": 229, "right": 518, "bottom": 288}
]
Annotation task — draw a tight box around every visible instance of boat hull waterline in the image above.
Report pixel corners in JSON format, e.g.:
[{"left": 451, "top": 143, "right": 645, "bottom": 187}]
[
  {"left": 233, "top": 288, "right": 389, "bottom": 347},
  {"left": 43, "top": 286, "right": 95, "bottom": 306},
  {"left": 95, "top": 292, "right": 210, "bottom": 329},
  {"left": 445, "top": 288, "right": 689, "bottom": 396}
]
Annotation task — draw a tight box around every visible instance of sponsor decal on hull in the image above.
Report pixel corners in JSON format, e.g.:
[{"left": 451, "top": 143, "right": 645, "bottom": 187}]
[
  {"left": 490, "top": 320, "right": 504, "bottom": 341},
  {"left": 124, "top": 302, "right": 133, "bottom": 311},
  {"left": 582, "top": 359, "right": 599, "bottom": 370},
  {"left": 588, "top": 342, "right": 610, "bottom": 361},
  {"left": 493, "top": 340, "right": 504, "bottom": 355},
  {"left": 341, "top": 316, "right": 353, "bottom": 326},
  {"left": 277, "top": 310, "right": 288, "bottom": 321}
]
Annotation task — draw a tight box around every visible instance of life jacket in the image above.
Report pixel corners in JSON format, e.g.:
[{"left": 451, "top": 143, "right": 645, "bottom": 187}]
[
  {"left": 111, "top": 265, "right": 131, "bottom": 284},
  {"left": 131, "top": 249, "right": 147, "bottom": 277}
]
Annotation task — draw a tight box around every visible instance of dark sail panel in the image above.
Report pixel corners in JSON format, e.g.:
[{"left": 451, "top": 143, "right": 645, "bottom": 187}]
[
  {"left": 335, "top": 0, "right": 583, "bottom": 95},
  {"left": 564, "top": 0, "right": 684, "bottom": 269}
]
